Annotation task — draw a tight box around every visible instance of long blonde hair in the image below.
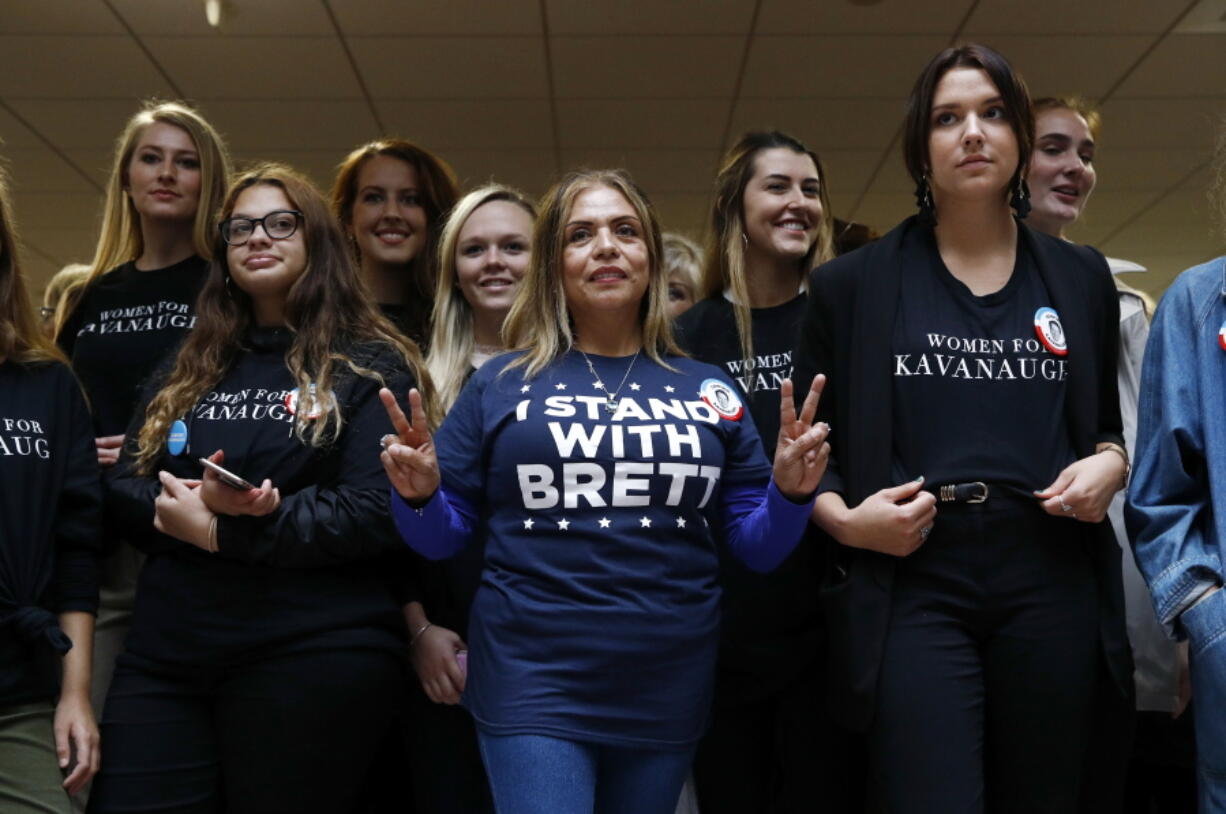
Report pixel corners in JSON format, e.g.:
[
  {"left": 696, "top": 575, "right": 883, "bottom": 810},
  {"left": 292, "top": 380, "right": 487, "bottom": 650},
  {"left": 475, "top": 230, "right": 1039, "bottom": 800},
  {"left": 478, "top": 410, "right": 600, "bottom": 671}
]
[
  {"left": 426, "top": 184, "right": 536, "bottom": 413},
  {"left": 55, "top": 100, "right": 232, "bottom": 339},
  {"left": 0, "top": 164, "right": 65, "bottom": 365},
  {"left": 502, "top": 169, "right": 683, "bottom": 378},
  {"left": 133, "top": 164, "right": 435, "bottom": 473},
  {"left": 701, "top": 131, "right": 835, "bottom": 376}
]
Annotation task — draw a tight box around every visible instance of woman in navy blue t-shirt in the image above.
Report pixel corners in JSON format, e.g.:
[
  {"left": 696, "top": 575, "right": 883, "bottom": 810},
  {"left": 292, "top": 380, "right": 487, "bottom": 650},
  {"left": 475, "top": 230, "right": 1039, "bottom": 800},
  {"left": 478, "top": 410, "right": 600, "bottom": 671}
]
[{"left": 380, "top": 168, "right": 831, "bottom": 814}]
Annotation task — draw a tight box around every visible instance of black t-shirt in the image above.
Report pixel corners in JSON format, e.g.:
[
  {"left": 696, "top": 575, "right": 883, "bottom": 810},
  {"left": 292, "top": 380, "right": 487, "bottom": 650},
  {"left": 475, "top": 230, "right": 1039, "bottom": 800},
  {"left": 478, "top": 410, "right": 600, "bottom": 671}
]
[
  {"left": 58, "top": 256, "right": 208, "bottom": 436},
  {"left": 892, "top": 228, "right": 1075, "bottom": 490},
  {"left": 0, "top": 361, "right": 101, "bottom": 706},
  {"left": 676, "top": 295, "right": 820, "bottom": 697}
]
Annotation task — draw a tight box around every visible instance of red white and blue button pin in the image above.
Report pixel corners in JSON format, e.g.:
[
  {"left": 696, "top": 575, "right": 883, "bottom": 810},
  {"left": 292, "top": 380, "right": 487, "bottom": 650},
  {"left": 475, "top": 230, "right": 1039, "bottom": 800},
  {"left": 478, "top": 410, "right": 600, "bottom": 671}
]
[
  {"left": 1034, "top": 307, "right": 1068, "bottom": 356},
  {"left": 699, "top": 378, "right": 744, "bottom": 421},
  {"left": 1218, "top": 320, "right": 1226, "bottom": 352}
]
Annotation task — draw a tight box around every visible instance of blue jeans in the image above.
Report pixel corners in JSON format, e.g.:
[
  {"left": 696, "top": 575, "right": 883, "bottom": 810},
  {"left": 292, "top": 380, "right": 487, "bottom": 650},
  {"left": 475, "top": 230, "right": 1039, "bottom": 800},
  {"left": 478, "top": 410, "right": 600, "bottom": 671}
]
[
  {"left": 1182, "top": 588, "right": 1226, "bottom": 812},
  {"left": 476, "top": 732, "right": 694, "bottom": 814}
]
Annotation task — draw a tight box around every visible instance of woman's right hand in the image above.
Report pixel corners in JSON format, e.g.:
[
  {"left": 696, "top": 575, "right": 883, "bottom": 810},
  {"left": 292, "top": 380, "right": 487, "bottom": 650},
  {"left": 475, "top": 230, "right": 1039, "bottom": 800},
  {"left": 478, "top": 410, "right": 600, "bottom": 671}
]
[
  {"left": 199, "top": 450, "right": 280, "bottom": 517},
  {"left": 820, "top": 477, "right": 937, "bottom": 557},
  {"left": 379, "top": 387, "right": 440, "bottom": 503},
  {"left": 411, "top": 624, "right": 468, "bottom": 705},
  {"left": 95, "top": 434, "right": 124, "bottom": 467}
]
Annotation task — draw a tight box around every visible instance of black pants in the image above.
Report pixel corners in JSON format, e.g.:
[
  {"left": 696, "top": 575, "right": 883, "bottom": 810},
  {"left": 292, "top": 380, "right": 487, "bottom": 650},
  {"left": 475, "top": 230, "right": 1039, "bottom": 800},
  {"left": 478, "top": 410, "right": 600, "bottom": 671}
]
[
  {"left": 693, "top": 660, "right": 867, "bottom": 814},
  {"left": 87, "top": 647, "right": 404, "bottom": 814},
  {"left": 1123, "top": 709, "right": 1197, "bottom": 814},
  {"left": 406, "top": 682, "right": 493, "bottom": 814},
  {"left": 870, "top": 500, "right": 1099, "bottom": 814}
]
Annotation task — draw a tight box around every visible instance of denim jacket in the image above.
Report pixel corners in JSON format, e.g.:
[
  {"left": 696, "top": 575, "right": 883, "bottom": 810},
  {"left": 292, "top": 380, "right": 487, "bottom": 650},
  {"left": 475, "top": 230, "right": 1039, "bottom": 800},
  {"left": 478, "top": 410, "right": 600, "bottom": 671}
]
[{"left": 1126, "top": 257, "right": 1226, "bottom": 636}]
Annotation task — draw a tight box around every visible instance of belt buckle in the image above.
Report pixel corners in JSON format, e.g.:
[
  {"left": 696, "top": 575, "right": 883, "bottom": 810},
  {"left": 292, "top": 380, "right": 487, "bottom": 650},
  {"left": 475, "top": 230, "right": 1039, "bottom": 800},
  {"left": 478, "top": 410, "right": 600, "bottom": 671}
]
[{"left": 967, "top": 481, "right": 989, "bottom": 504}]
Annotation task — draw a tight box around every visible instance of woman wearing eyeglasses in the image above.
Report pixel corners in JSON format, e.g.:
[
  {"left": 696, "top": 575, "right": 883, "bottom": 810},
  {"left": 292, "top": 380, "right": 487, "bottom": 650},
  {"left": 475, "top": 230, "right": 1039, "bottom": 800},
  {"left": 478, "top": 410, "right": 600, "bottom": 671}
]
[{"left": 86, "top": 164, "right": 433, "bottom": 814}]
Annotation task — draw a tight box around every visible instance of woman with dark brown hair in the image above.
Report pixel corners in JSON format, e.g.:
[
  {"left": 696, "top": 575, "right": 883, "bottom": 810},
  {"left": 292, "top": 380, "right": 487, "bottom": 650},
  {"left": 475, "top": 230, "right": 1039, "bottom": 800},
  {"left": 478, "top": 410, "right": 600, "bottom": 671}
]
[
  {"left": 87, "top": 164, "right": 432, "bottom": 814},
  {"left": 793, "top": 44, "right": 1131, "bottom": 811},
  {"left": 332, "top": 138, "right": 460, "bottom": 344},
  {"left": 0, "top": 165, "right": 102, "bottom": 813}
]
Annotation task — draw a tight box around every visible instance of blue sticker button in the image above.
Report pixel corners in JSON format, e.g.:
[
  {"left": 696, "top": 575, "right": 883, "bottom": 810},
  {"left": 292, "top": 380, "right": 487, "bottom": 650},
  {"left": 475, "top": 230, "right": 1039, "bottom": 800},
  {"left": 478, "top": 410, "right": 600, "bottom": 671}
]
[{"left": 167, "top": 419, "right": 188, "bottom": 456}]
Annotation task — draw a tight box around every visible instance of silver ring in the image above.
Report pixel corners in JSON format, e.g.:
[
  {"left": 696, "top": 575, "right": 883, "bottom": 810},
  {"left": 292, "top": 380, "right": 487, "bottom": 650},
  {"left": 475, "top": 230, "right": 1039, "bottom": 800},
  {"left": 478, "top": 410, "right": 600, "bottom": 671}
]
[
  {"left": 920, "top": 525, "right": 932, "bottom": 540},
  {"left": 1058, "top": 495, "right": 1074, "bottom": 513}
]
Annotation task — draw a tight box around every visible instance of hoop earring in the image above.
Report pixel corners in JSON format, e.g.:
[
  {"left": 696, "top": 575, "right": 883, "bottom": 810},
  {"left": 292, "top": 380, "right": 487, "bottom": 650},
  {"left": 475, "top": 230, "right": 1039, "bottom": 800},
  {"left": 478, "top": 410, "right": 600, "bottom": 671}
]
[
  {"left": 1010, "top": 176, "right": 1031, "bottom": 219},
  {"left": 914, "top": 176, "right": 935, "bottom": 223}
]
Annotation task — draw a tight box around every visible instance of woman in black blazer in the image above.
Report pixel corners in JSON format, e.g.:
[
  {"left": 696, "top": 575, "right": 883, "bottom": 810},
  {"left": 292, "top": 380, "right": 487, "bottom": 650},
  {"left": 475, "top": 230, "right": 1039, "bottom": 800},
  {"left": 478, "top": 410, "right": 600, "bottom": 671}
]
[{"left": 793, "top": 44, "right": 1131, "bottom": 813}]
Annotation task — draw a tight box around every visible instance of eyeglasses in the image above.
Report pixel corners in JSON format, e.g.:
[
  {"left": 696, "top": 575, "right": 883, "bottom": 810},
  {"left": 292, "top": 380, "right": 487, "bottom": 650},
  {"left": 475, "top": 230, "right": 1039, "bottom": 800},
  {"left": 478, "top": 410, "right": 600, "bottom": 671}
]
[{"left": 220, "top": 209, "right": 303, "bottom": 246}]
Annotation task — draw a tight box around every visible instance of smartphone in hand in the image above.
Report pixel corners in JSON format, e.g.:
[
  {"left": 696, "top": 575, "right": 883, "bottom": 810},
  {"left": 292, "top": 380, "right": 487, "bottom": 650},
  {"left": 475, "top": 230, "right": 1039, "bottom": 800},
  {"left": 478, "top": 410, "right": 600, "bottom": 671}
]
[{"left": 198, "top": 457, "right": 256, "bottom": 491}]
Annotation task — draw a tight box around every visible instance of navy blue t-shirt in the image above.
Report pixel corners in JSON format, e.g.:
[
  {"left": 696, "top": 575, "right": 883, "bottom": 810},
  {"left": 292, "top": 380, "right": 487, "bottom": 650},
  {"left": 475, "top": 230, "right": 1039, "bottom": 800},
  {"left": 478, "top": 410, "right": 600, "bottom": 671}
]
[{"left": 394, "top": 350, "right": 816, "bottom": 748}]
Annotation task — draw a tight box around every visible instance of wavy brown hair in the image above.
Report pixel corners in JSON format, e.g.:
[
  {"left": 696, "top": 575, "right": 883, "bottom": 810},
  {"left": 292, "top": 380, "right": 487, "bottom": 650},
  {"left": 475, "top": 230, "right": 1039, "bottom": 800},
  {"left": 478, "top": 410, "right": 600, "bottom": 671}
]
[
  {"left": 133, "top": 163, "right": 435, "bottom": 473},
  {"left": 502, "top": 168, "right": 683, "bottom": 378},
  {"left": 331, "top": 138, "right": 460, "bottom": 340},
  {"left": 0, "top": 164, "right": 65, "bottom": 366},
  {"left": 702, "top": 131, "right": 835, "bottom": 377},
  {"left": 55, "top": 100, "right": 231, "bottom": 339}
]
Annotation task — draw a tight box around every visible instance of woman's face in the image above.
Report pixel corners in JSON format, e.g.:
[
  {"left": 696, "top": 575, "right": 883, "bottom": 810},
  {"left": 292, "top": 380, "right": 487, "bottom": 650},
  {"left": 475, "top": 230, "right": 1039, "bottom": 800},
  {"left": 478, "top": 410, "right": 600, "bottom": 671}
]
[
  {"left": 125, "top": 122, "right": 202, "bottom": 224},
  {"left": 740, "top": 147, "right": 823, "bottom": 263},
  {"left": 1027, "top": 108, "right": 1097, "bottom": 233},
  {"left": 349, "top": 155, "right": 428, "bottom": 268},
  {"left": 455, "top": 200, "right": 533, "bottom": 319},
  {"left": 667, "top": 271, "right": 695, "bottom": 318},
  {"left": 561, "top": 185, "right": 651, "bottom": 327},
  {"left": 927, "top": 67, "right": 1019, "bottom": 204},
  {"left": 225, "top": 184, "right": 308, "bottom": 308}
]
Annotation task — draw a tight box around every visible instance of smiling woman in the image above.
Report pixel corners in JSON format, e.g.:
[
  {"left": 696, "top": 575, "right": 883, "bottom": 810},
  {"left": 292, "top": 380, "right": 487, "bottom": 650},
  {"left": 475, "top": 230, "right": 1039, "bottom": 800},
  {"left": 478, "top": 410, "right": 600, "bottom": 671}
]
[{"left": 793, "top": 43, "right": 1132, "bottom": 813}]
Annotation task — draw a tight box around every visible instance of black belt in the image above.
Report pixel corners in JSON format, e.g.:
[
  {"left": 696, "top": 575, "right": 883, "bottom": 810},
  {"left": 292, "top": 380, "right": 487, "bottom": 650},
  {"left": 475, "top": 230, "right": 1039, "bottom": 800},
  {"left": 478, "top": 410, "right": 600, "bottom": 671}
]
[{"left": 934, "top": 481, "right": 989, "bottom": 504}]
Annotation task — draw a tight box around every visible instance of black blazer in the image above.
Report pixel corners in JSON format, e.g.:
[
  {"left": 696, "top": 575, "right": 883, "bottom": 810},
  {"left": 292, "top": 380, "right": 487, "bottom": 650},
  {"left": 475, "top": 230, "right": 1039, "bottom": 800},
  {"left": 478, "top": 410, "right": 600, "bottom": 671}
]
[{"left": 792, "top": 216, "right": 1133, "bottom": 732}]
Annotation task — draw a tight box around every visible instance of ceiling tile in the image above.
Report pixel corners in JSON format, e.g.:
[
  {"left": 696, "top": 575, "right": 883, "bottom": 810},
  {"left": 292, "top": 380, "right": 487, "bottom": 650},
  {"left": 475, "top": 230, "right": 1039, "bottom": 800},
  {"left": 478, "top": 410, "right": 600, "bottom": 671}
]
[
  {"left": 2, "top": 146, "right": 99, "bottom": 194},
  {"left": 12, "top": 192, "right": 102, "bottom": 227},
  {"left": 757, "top": 0, "right": 974, "bottom": 35},
  {"left": 379, "top": 100, "right": 555, "bottom": 150},
  {"left": 144, "top": 36, "right": 362, "bottom": 100},
  {"left": 647, "top": 192, "right": 711, "bottom": 236},
  {"left": 0, "top": 104, "right": 43, "bottom": 149},
  {"left": 742, "top": 35, "right": 946, "bottom": 99},
  {"left": 966, "top": 35, "right": 1152, "bottom": 99},
  {"left": 818, "top": 150, "right": 892, "bottom": 197},
  {"left": 552, "top": 37, "right": 742, "bottom": 99},
  {"left": 728, "top": 99, "right": 904, "bottom": 153},
  {"left": 964, "top": 0, "right": 1185, "bottom": 35},
  {"left": 109, "top": 0, "right": 333, "bottom": 35},
  {"left": 444, "top": 149, "right": 559, "bottom": 195},
  {"left": 548, "top": 0, "right": 754, "bottom": 35},
  {"left": 847, "top": 191, "right": 914, "bottom": 232},
  {"left": 557, "top": 100, "right": 727, "bottom": 150},
  {"left": 558, "top": 149, "right": 722, "bottom": 193},
  {"left": 1097, "top": 99, "right": 1225, "bottom": 149},
  {"left": 203, "top": 100, "right": 380, "bottom": 151},
  {"left": 0, "top": 0, "right": 124, "bottom": 34},
  {"left": 1114, "top": 33, "right": 1226, "bottom": 98},
  {"left": 16, "top": 228, "right": 99, "bottom": 268},
  {"left": 352, "top": 36, "right": 548, "bottom": 99},
  {"left": 1090, "top": 149, "right": 1209, "bottom": 194},
  {"left": 0, "top": 36, "right": 176, "bottom": 98},
  {"left": 331, "top": 0, "right": 542, "bottom": 35},
  {"left": 6, "top": 100, "right": 141, "bottom": 151}
]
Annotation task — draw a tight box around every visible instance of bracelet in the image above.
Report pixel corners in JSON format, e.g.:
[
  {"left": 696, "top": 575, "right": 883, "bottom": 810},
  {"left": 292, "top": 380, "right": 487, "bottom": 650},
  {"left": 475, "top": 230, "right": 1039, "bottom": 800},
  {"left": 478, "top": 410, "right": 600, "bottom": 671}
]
[
  {"left": 206, "top": 515, "right": 219, "bottom": 554},
  {"left": 1096, "top": 443, "right": 1130, "bottom": 489},
  {"left": 410, "top": 622, "right": 433, "bottom": 646}
]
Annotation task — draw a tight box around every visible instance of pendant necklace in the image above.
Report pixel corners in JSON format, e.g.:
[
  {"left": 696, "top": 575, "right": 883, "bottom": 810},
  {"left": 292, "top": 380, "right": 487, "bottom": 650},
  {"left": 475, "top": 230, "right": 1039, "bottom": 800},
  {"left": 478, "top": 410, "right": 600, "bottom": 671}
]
[{"left": 577, "top": 346, "right": 640, "bottom": 414}]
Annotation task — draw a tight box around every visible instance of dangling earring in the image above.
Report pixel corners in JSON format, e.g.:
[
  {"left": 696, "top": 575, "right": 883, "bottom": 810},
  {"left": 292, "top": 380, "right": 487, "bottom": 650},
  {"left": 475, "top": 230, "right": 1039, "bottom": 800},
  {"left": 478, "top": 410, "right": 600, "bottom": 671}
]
[
  {"left": 914, "top": 175, "right": 935, "bottom": 223},
  {"left": 741, "top": 232, "right": 749, "bottom": 249},
  {"left": 1010, "top": 176, "right": 1031, "bottom": 219}
]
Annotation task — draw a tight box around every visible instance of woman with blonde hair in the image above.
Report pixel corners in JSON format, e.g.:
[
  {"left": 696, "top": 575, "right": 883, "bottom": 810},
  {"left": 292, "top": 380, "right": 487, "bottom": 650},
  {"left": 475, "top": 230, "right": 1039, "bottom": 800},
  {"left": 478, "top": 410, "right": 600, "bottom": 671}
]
[
  {"left": 87, "top": 164, "right": 430, "bottom": 813},
  {"left": 331, "top": 138, "right": 459, "bottom": 344},
  {"left": 676, "top": 130, "right": 838, "bottom": 814},
  {"left": 0, "top": 166, "right": 102, "bottom": 812},
  {"left": 662, "top": 233, "right": 701, "bottom": 318},
  {"left": 52, "top": 99, "right": 231, "bottom": 746},
  {"left": 380, "top": 167, "right": 830, "bottom": 814},
  {"left": 404, "top": 183, "right": 534, "bottom": 813}
]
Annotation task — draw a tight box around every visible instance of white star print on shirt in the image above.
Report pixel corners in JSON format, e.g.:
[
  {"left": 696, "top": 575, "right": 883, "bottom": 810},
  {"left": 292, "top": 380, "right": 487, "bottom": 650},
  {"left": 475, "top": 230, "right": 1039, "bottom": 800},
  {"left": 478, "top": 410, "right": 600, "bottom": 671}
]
[
  {"left": 592, "top": 381, "right": 605, "bottom": 389},
  {"left": 523, "top": 518, "right": 534, "bottom": 530},
  {"left": 640, "top": 517, "right": 652, "bottom": 528},
  {"left": 629, "top": 382, "right": 641, "bottom": 391},
  {"left": 557, "top": 518, "right": 570, "bottom": 530},
  {"left": 555, "top": 383, "right": 567, "bottom": 391},
  {"left": 598, "top": 517, "right": 611, "bottom": 528},
  {"left": 664, "top": 385, "right": 675, "bottom": 393},
  {"left": 520, "top": 385, "right": 530, "bottom": 393},
  {"left": 676, "top": 517, "right": 687, "bottom": 528}
]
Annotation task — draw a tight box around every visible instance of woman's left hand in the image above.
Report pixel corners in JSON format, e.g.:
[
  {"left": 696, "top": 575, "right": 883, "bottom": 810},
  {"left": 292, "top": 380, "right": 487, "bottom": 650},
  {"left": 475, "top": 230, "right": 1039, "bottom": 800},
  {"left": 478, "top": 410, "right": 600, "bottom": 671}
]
[
  {"left": 153, "top": 471, "right": 216, "bottom": 549},
  {"left": 1034, "top": 450, "right": 1126, "bottom": 522},
  {"left": 54, "top": 690, "right": 99, "bottom": 794},
  {"left": 772, "top": 374, "right": 831, "bottom": 501}
]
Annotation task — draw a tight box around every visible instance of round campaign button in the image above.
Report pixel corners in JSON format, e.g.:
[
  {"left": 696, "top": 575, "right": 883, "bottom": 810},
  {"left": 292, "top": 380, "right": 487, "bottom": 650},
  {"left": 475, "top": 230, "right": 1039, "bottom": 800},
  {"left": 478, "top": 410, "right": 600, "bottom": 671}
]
[
  {"left": 167, "top": 419, "right": 188, "bottom": 456},
  {"left": 1219, "top": 320, "right": 1226, "bottom": 352},
  {"left": 699, "top": 377, "right": 745, "bottom": 421},
  {"left": 285, "top": 384, "right": 330, "bottom": 420},
  {"left": 1034, "top": 307, "right": 1068, "bottom": 356}
]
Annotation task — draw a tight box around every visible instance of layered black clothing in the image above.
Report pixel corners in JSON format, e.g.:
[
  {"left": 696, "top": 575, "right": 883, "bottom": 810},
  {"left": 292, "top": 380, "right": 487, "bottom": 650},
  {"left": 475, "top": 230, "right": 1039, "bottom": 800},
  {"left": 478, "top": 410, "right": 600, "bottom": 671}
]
[
  {"left": 0, "top": 361, "right": 101, "bottom": 706},
  {"left": 792, "top": 216, "right": 1132, "bottom": 732}
]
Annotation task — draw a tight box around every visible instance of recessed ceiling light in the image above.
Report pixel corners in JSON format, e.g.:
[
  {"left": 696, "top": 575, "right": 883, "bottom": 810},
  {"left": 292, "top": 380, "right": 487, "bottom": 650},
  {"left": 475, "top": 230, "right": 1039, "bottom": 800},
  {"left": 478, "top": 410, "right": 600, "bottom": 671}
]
[{"left": 204, "top": 0, "right": 225, "bottom": 28}]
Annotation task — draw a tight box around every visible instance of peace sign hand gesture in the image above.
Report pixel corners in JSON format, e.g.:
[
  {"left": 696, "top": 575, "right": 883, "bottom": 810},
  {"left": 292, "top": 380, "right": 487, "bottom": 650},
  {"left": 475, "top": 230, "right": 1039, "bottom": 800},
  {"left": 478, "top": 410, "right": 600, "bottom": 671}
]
[
  {"left": 772, "top": 374, "right": 831, "bottom": 501},
  {"left": 379, "top": 387, "right": 441, "bottom": 505}
]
